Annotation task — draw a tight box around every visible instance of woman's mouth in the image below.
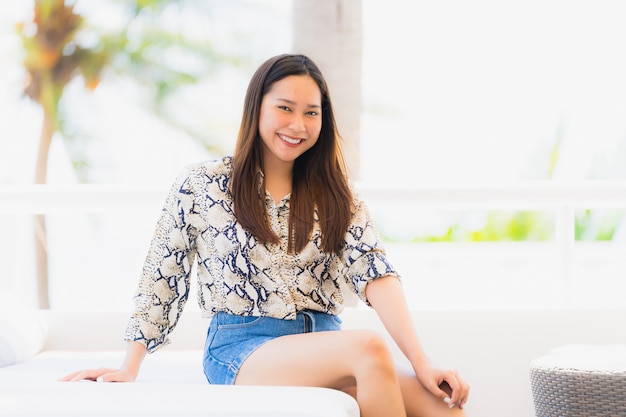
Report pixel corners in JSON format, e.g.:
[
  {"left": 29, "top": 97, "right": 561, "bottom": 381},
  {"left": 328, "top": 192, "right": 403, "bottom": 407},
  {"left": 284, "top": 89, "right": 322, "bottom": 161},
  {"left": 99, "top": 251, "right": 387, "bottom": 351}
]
[{"left": 278, "top": 134, "right": 303, "bottom": 145}]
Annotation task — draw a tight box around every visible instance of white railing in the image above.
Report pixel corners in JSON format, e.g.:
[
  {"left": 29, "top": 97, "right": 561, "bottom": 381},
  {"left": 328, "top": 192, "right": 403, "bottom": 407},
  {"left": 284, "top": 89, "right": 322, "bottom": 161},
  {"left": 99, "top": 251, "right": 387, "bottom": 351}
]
[
  {"left": 2, "top": 182, "right": 625, "bottom": 265},
  {"left": 1, "top": 182, "right": 625, "bottom": 310},
  {"left": 0, "top": 184, "right": 169, "bottom": 214},
  {"left": 3, "top": 181, "right": 626, "bottom": 210},
  {"left": 5, "top": 182, "right": 626, "bottom": 252}
]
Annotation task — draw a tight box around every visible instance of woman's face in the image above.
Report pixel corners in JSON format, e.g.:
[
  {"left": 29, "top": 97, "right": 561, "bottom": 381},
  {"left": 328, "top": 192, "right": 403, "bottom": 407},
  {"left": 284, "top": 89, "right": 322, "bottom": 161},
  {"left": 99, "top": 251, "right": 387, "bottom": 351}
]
[{"left": 258, "top": 74, "right": 322, "bottom": 170}]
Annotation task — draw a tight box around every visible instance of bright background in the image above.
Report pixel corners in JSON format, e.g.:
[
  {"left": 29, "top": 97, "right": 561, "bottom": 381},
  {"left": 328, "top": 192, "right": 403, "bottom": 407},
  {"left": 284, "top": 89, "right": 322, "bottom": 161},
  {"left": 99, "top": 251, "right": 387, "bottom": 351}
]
[{"left": 1, "top": 0, "right": 625, "bottom": 311}]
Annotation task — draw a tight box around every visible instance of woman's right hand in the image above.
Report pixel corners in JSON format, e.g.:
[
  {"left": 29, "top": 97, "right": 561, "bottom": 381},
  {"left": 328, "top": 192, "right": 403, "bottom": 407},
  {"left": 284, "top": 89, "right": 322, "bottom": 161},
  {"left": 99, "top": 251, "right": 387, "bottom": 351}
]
[
  {"left": 59, "top": 367, "right": 137, "bottom": 382},
  {"left": 60, "top": 341, "right": 147, "bottom": 383}
]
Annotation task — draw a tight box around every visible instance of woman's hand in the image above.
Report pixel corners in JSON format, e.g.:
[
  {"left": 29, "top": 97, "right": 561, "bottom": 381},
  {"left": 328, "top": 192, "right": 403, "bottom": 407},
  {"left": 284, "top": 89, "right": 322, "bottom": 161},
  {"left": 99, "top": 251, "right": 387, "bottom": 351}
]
[
  {"left": 413, "top": 362, "right": 470, "bottom": 409},
  {"left": 365, "top": 276, "right": 471, "bottom": 408},
  {"left": 60, "top": 341, "right": 147, "bottom": 382},
  {"left": 59, "top": 367, "right": 137, "bottom": 382}
]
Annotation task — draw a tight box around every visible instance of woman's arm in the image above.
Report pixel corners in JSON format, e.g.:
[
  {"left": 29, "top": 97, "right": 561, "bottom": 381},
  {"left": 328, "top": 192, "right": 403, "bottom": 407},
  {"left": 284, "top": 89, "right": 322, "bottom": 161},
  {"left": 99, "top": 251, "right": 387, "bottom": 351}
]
[
  {"left": 365, "top": 275, "right": 469, "bottom": 408},
  {"left": 60, "top": 341, "right": 147, "bottom": 382},
  {"left": 62, "top": 169, "right": 201, "bottom": 383}
]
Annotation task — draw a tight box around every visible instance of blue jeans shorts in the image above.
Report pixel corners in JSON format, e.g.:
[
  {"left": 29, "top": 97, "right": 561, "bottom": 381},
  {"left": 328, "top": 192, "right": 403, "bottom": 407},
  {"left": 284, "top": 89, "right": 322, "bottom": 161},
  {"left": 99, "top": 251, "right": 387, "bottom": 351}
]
[{"left": 203, "top": 310, "right": 342, "bottom": 385}]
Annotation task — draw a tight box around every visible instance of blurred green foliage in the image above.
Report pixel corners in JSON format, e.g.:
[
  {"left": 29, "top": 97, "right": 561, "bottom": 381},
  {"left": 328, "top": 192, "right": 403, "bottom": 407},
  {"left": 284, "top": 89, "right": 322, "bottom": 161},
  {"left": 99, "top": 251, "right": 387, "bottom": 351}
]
[
  {"left": 415, "top": 210, "right": 554, "bottom": 243},
  {"left": 378, "top": 209, "right": 624, "bottom": 243},
  {"left": 575, "top": 209, "right": 625, "bottom": 241}
]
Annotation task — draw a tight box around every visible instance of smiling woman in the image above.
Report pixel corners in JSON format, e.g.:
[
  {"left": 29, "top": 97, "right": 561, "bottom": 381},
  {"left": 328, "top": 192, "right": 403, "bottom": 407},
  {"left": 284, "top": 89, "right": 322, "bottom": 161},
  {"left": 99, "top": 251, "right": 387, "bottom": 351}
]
[
  {"left": 54, "top": 54, "right": 470, "bottom": 417},
  {"left": 258, "top": 75, "right": 322, "bottom": 173}
]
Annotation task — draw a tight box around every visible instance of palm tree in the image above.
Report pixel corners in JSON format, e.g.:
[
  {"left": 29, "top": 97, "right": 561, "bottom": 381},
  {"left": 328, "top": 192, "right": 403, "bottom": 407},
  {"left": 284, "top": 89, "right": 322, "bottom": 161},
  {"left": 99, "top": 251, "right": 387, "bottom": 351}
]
[
  {"left": 17, "top": 1, "right": 94, "bottom": 309},
  {"left": 16, "top": 0, "right": 237, "bottom": 308}
]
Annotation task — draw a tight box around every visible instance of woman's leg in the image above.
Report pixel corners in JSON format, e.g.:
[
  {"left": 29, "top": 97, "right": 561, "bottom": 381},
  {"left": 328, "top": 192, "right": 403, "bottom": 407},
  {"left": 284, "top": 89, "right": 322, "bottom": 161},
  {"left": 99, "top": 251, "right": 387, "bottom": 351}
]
[
  {"left": 339, "top": 367, "right": 468, "bottom": 417},
  {"left": 396, "top": 367, "right": 468, "bottom": 417},
  {"left": 235, "top": 329, "right": 406, "bottom": 417}
]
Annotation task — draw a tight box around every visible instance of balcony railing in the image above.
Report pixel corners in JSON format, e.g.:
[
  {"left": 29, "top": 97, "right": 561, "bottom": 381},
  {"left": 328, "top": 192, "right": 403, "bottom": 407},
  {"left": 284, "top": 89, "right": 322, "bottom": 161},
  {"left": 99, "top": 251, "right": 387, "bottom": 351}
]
[{"left": 1, "top": 182, "right": 625, "bottom": 310}]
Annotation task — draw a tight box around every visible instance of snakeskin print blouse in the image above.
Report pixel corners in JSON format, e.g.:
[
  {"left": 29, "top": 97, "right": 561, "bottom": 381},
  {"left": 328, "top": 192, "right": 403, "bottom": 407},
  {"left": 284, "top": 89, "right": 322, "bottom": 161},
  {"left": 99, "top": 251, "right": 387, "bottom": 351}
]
[{"left": 124, "top": 157, "right": 399, "bottom": 352}]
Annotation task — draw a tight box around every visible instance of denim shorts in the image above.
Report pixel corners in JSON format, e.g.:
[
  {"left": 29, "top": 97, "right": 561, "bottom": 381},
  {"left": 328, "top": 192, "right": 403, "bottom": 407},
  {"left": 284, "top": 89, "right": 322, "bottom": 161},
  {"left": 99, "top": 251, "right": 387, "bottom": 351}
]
[{"left": 203, "top": 310, "right": 342, "bottom": 385}]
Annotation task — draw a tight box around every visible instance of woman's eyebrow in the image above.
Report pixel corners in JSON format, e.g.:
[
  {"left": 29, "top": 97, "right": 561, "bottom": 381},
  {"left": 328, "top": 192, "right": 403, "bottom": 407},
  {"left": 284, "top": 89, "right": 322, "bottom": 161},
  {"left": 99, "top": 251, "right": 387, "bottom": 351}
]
[{"left": 275, "top": 97, "right": 321, "bottom": 109}]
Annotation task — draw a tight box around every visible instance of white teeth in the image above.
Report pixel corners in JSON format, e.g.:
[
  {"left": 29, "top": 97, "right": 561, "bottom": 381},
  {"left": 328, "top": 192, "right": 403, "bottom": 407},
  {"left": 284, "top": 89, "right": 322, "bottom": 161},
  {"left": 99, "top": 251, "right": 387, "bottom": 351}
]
[{"left": 279, "top": 134, "right": 302, "bottom": 145}]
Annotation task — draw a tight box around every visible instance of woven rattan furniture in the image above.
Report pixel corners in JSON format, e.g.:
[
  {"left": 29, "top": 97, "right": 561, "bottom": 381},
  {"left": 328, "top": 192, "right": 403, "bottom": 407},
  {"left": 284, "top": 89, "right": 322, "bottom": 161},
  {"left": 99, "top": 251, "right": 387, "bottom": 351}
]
[{"left": 529, "top": 344, "right": 626, "bottom": 417}]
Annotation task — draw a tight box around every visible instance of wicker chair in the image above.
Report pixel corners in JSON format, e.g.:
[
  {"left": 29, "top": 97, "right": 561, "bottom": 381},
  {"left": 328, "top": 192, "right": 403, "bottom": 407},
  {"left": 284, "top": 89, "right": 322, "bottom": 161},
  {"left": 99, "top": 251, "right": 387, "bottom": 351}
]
[{"left": 529, "top": 345, "right": 626, "bottom": 417}]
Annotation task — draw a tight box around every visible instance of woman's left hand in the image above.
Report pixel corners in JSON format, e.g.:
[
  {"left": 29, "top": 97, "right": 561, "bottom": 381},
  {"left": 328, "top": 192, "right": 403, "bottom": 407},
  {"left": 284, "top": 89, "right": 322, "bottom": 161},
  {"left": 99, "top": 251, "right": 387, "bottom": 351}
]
[{"left": 413, "top": 362, "right": 470, "bottom": 409}]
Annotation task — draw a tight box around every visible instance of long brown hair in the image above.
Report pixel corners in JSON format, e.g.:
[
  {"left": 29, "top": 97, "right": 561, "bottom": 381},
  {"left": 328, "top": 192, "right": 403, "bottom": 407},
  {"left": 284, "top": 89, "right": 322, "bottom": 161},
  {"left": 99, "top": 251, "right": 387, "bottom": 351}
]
[{"left": 231, "top": 54, "right": 352, "bottom": 254}]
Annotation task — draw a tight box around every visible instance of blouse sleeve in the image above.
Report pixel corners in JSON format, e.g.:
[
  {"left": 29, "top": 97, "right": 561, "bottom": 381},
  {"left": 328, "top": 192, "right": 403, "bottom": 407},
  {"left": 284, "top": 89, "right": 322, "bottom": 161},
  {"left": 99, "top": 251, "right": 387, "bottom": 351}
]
[
  {"left": 340, "top": 195, "right": 400, "bottom": 306},
  {"left": 123, "top": 168, "right": 199, "bottom": 353}
]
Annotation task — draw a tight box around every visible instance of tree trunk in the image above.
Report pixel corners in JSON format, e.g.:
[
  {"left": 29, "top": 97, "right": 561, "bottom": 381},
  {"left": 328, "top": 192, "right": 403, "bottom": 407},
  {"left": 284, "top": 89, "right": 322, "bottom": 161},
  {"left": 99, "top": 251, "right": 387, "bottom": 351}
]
[
  {"left": 33, "top": 108, "right": 54, "bottom": 309},
  {"left": 292, "top": 0, "right": 363, "bottom": 180}
]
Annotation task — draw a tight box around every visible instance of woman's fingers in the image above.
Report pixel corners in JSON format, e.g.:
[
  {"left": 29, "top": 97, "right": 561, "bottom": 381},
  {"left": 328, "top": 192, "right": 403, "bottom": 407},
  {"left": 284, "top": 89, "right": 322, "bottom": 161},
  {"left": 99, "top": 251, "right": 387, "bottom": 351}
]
[
  {"left": 59, "top": 368, "right": 120, "bottom": 382},
  {"left": 96, "top": 370, "right": 133, "bottom": 382},
  {"left": 443, "top": 370, "right": 470, "bottom": 409}
]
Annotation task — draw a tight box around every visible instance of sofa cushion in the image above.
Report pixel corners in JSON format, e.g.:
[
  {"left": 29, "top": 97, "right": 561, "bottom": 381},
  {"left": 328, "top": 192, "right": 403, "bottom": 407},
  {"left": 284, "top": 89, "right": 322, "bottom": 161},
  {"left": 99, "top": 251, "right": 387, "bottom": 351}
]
[
  {"left": 0, "top": 350, "right": 360, "bottom": 416},
  {"left": 0, "top": 305, "right": 47, "bottom": 367}
]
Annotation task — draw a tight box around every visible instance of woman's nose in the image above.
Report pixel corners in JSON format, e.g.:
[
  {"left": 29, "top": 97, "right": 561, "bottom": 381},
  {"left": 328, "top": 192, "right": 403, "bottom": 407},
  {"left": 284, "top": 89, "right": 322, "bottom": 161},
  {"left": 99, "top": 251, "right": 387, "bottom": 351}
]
[{"left": 289, "top": 114, "right": 306, "bottom": 132}]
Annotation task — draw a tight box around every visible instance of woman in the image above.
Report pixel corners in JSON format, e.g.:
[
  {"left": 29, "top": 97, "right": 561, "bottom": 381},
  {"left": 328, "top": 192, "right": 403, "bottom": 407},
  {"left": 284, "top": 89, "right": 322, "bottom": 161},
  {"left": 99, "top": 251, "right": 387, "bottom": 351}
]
[{"left": 62, "top": 54, "right": 470, "bottom": 417}]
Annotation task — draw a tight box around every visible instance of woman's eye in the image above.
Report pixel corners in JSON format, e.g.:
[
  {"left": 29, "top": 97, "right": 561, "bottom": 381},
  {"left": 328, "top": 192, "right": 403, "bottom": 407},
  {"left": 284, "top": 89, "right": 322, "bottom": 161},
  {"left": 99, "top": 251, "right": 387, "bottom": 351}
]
[
  {"left": 307, "top": 111, "right": 319, "bottom": 116},
  {"left": 278, "top": 105, "right": 291, "bottom": 112}
]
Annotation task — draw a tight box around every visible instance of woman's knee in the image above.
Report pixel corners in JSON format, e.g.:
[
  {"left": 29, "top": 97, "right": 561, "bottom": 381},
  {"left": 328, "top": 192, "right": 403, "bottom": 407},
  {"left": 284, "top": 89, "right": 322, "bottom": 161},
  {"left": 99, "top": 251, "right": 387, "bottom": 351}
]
[{"left": 352, "top": 330, "right": 396, "bottom": 374}]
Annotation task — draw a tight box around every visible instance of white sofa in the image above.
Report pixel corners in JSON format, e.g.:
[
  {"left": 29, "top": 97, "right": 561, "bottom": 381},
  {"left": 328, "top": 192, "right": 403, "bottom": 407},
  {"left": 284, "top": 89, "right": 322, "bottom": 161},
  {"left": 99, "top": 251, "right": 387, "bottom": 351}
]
[{"left": 1, "top": 307, "right": 625, "bottom": 417}]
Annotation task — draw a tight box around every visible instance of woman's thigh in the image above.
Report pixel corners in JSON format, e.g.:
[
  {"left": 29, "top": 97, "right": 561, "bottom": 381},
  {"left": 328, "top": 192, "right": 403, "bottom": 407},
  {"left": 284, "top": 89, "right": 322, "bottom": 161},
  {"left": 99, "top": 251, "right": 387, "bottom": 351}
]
[
  {"left": 236, "top": 331, "right": 468, "bottom": 417},
  {"left": 234, "top": 328, "right": 382, "bottom": 390},
  {"left": 203, "top": 311, "right": 343, "bottom": 385}
]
